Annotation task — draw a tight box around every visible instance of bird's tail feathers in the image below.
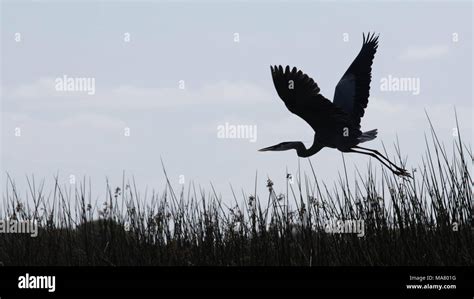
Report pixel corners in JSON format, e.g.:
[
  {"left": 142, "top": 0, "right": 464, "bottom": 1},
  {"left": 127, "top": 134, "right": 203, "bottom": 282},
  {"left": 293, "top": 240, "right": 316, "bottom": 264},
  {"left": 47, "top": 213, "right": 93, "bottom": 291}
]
[{"left": 359, "top": 129, "right": 378, "bottom": 143}]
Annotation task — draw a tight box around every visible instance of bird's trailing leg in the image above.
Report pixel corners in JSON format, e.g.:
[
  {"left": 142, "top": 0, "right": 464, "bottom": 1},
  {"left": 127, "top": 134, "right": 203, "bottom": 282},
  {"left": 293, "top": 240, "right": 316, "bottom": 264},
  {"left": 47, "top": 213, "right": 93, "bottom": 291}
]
[
  {"left": 354, "top": 146, "right": 410, "bottom": 175},
  {"left": 348, "top": 148, "right": 411, "bottom": 178}
]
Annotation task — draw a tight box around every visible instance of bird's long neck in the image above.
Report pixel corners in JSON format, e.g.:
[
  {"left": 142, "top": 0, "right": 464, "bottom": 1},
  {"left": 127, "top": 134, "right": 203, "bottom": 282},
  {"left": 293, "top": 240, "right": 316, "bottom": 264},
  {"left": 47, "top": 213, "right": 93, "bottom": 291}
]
[{"left": 296, "top": 135, "right": 323, "bottom": 158}]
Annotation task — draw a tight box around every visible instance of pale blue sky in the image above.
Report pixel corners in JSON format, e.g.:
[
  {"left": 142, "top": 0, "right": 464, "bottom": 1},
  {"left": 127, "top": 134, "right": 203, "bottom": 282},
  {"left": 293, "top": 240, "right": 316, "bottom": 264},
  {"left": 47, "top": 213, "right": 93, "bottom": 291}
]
[{"left": 1, "top": 0, "right": 472, "bottom": 204}]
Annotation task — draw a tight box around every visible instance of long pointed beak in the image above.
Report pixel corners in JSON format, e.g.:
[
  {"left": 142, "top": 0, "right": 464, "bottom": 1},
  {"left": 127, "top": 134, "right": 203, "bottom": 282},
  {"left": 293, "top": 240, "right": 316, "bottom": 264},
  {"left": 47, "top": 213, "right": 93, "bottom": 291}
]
[{"left": 259, "top": 145, "right": 279, "bottom": 152}]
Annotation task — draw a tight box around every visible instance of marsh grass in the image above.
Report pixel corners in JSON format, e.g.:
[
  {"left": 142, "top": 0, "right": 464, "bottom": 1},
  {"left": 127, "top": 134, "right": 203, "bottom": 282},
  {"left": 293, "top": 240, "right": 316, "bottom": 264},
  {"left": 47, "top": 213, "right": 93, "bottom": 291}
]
[{"left": 0, "top": 118, "right": 472, "bottom": 266}]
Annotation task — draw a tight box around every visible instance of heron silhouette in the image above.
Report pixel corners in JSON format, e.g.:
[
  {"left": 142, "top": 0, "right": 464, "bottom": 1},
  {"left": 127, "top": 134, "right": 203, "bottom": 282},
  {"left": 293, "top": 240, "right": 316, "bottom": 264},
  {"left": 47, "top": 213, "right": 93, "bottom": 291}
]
[{"left": 259, "top": 33, "right": 410, "bottom": 177}]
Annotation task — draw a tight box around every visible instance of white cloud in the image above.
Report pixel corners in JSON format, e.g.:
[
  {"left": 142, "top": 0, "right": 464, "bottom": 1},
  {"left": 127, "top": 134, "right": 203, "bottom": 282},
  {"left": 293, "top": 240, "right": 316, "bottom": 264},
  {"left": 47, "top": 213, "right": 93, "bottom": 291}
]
[
  {"left": 3, "top": 79, "right": 273, "bottom": 111},
  {"left": 399, "top": 45, "right": 449, "bottom": 62},
  {"left": 58, "top": 113, "right": 127, "bottom": 130},
  {"left": 7, "top": 78, "right": 59, "bottom": 99}
]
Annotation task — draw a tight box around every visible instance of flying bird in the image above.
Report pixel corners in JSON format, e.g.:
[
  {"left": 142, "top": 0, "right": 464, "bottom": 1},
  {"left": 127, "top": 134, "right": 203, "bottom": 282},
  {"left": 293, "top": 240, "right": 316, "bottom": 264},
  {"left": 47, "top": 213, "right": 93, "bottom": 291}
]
[{"left": 259, "top": 33, "right": 410, "bottom": 177}]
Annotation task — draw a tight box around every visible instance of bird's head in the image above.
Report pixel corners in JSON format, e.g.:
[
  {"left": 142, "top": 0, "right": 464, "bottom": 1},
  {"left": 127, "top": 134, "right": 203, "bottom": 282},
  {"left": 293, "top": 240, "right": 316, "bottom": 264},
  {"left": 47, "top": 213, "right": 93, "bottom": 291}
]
[
  {"left": 259, "top": 141, "right": 322, "bottom": 157},
  {"left": 259, "top": 142, "right": 302, "bottom": 153}
]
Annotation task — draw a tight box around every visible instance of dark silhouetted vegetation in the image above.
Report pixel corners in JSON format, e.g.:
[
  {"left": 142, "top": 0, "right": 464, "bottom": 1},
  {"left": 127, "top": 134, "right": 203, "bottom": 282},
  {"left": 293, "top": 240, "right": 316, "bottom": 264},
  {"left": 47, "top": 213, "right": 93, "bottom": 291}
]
[{"left": 1, "top": 119, "right": 472, "bottom": 266}]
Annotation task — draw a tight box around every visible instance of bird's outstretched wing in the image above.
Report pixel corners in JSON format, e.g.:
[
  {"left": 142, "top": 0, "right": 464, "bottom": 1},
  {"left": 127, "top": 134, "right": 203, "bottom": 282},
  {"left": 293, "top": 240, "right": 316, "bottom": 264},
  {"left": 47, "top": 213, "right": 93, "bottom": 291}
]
[
  {"left": 333, "top": 32, "right": 379, "bottom": 129},
  {"left": 270, "top": 65, "right": 352, "bottom": 132}
]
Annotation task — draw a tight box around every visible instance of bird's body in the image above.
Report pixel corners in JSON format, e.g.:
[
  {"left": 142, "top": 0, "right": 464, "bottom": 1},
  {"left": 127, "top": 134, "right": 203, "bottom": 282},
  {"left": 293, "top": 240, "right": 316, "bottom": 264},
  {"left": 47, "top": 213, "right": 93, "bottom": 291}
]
[{"left": 260, "top": 33, "right": 410, "bottom": 177}]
